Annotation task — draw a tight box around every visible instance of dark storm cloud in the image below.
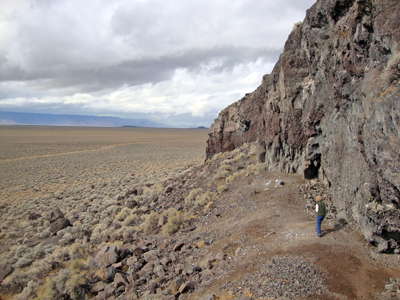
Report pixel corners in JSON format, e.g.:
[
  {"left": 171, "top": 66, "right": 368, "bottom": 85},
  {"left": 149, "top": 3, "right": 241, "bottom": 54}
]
[{"left": 0, "top": 45, "right": 280, "bottom": 93}]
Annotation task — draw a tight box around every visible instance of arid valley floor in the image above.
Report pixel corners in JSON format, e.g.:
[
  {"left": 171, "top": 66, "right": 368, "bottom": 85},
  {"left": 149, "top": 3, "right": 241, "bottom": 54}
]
[
  {"left": 1, "top": 126, "right": 400, "bottom": 300},
  {"left": 0, "top": 126, "right": 208, "bottom": 205}
]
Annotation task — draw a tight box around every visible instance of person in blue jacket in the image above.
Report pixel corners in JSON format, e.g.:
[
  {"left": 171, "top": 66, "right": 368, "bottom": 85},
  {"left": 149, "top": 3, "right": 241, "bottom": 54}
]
[{"left": 315, "top": 195, "right": 326, "bottom": 237}]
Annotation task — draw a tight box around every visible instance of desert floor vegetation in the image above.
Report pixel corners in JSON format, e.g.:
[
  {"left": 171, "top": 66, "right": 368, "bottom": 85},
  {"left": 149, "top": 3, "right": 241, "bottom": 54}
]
[
  {"left": 0, "top": 127, "right": 211, "bottom": 298},
  {"left": 1, "top": 130, "right": 395, "bottom": 299},
  {"left": 1, "top": 137, "right": 260, "bottom": 299}
]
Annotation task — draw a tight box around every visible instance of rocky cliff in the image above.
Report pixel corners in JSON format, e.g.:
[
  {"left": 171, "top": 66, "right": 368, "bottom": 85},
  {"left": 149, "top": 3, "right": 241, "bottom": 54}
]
[{"left": 206, "top": 0, "right": 400, "bottom": 252}]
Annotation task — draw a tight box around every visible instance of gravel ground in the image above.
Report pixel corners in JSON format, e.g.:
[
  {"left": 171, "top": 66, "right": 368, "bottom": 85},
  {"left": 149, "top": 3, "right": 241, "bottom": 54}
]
[{"left": 224, "top": 256, "right": 326, "bottom": 299}]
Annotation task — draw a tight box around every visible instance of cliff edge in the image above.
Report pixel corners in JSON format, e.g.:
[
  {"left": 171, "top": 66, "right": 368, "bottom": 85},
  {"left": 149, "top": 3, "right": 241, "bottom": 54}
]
[{"left": 206, "top": 0, "right": 400, "bottom": 252}]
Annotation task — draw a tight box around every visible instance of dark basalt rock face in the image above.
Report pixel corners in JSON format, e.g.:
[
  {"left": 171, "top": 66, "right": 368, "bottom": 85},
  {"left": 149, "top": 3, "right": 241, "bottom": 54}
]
[{"left": 206, "top": 0, "right": 400, "bottom": 252}]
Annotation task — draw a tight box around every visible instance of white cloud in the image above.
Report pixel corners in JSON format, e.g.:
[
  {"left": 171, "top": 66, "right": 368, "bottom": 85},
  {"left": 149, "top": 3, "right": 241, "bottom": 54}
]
[{"left": 0, "top": 58, "right": 274, "bottom": 125}]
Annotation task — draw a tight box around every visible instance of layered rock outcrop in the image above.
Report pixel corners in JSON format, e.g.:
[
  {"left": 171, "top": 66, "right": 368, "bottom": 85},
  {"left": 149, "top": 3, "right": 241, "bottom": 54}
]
[{"left": 206, "top": 0, "right": 400, "bottom": 252}]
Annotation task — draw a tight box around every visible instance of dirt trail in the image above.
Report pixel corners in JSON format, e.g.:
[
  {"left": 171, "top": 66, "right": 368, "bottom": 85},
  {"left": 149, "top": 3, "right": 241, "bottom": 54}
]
[
  {"left": 192, "top": 173, "right": 400, "bottom": 299},
  {"left": 0, "top": 142, "right": 143, "bottom": 163}
]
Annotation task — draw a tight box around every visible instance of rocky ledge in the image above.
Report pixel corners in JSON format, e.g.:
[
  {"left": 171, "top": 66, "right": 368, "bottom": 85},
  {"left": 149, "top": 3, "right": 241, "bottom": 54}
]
[{"left": 206, "top": 0, "right": 400, "bottom": 252}]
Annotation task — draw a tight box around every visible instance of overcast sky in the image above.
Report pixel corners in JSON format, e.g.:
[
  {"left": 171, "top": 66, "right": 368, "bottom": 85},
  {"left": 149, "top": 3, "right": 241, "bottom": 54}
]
[{"left": 0, "top": 0, "right": 315, "bottom": 127}]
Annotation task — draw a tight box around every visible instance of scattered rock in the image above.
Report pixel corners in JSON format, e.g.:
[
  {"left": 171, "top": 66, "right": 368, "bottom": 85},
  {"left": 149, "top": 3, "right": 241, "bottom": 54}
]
[
  {"left": 143, "top": 249, "right": 159, "bottom": 262},
  {"left": 96, "top": 266, "right": 117, "bottom": 282},
  {"left": 114, "top": 273, "right": 129, "bottom": 287},
  {"left": 199, "top": 294, "right": 217, "bottom": 300},
  {"left": 91, "top": 281, "right": 106, "bottom": 293},
  {"left": 224, "top": 256, "right": 325, "bottom": 298},
  {"left": 165, "top": 186, "right": 174, "bottom": 194},
  {"left": 0, "top": 264, "right": 13, "bottom": 282},
  {"left": 28, "top": 212, "right": 42, "bottom": 220},
  {"left": 133, "top": 247, "right": 147, "bottom": 257},
  {"left": 48, "top": 208, "right": 71, "bottom": 234},
  {"left": 95, "top": 245, "right": 120, "bottom": 268},
  {"left": 377, "top": 239, "right": 390, "bottom": 253},
  {"left": 125, "top": 199, "right": 138, "bottom": 209},
  {"left": 173, "top": 242, "right": 185, "bottom": 252},
  {"left": 178, "top": 281, "right": 196, "bottom": 294},
  {"left": 379, "top": 278, "right": 400, "bottom": 299}
]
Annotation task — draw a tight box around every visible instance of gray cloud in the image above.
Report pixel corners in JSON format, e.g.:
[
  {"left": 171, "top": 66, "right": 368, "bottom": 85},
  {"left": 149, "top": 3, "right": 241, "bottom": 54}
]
[
  {"left": 0, "top": 0, "right": 316, "bottom": 127},
  {"left": 0, "top": 46, "right": 280, "bottom": 93}
]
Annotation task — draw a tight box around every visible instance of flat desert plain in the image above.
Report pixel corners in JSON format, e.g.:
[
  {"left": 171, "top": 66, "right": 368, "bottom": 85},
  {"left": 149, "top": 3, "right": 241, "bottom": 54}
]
[
  {"left": 0, "top": 126, "right": 208, "bottom": 204},
  {"left": 0, "top": 125, "right": 208, "bottom": 298},
  {"left": 1, "top": 126, "right": 400, "bottom": 300}
]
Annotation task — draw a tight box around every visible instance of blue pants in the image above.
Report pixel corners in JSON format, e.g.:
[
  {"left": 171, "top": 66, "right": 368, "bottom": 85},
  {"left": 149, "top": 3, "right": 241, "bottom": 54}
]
[{"left": 316, "top": 215, "right": 325, "bottom": 236}]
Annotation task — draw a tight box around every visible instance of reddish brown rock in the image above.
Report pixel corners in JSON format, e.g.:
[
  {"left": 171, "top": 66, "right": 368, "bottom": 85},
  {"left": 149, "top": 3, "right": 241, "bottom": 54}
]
[{"left": 206, "top": 0, "right": 400, "bottom": 252}]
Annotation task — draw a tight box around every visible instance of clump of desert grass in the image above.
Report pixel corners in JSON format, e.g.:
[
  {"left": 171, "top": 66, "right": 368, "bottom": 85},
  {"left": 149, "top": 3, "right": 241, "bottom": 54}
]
[
  {"left": 141, "top": 211, "right": 160, "bottom": 234},
  {"left": 184, "top": 188, "right": 217, "bottom": 212},
  {"left": 161, "top": 208, "right": 187, "bottom": 235},
  {"left": 33, "top": 259, "right": 90, "bottom": 300},
  {"left": 11, "top": 243, "right": 91, "bottom": 300},
  {"left": 217, "top": 183, "right": 229, "bottom": 194}
]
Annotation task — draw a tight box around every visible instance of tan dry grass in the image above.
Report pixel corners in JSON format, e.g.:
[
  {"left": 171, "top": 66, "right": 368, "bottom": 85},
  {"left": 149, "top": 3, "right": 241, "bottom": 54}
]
[{"left": 0, "top": 127, "right": 208, "bottom": 204}]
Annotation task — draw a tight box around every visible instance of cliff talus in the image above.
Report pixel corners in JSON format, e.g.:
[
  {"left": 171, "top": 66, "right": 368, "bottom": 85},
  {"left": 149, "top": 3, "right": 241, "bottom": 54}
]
[{"left": 206, "top": 0, "right": 400, "bottom": 252}]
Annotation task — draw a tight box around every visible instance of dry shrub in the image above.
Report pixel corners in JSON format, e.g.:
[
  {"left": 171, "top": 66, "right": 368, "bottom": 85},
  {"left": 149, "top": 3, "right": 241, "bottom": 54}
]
[
  {"left": 142, "top": 183, "right": 164, "bottom": 202},
  {"left": 217, "top": 293, "right": 235, "bottom": 300},
  {"left": 184, "top": 188, "right": 203, "bottom": 206},
  {"left": 109, "top": 227, "right": 124, "bottom": 241},
  {"left": 103, "top": 205, "right": 121, "bottom": 218},
  {"left": 196, "top": 191, "right": 216, "bottom": 207},
  {"left": 15, "top": 256, "right": 33, "bottom": 268},
  {"left": 14, "top": 244, "right": 31, "bottom": 259},
  {"left": 225, "top": 170, "right": 246, "bottom": 185},
  {"left": 214, "top": 169, "right": 230, "bottom": 180},
  {"left": 217, "top": 184, "right": 228, "bottom": 194},
  {"left": 115, "top": 207, "right": 131, "bottom": 222},
  {"left": 68, "top": 243, "right": 88, "bottom": 260},
  {"left": 231, "top": 147, "right": 242, "bottom": 155},
  {"left": 246, "top": 163, "right": 266, "bottom": 175},
  {"left": 220, "top": 161, "right": 232, "bottom": 169},
  {"left": 16, "top": 280, "right": 38, "bottom": 300},
  {"left": 161, "top": 208, "right": 186, "bottom": 235},
  {"left": 249, "top": 143, "right": 257, "bottom": 156},
  {"left": 35, "top": 279, "right": 57, "bottom": 300},
  {"left": 121, "top": 226, "right": 136, "bottom": 241},
  {"left": 141, "top": 212, "right": 160, "bottom": 234},
  {"left": 29, "top": 258, "right": 54, "bottom": 278},
  {"left": 91, "top": 223, "right": 108, "bottom": 244},
  {"left": 60, "top": 232, "right": 75, "bottom": 246},
  {"left": 231, "top": 152, "right": 246, "bottom": 163},
  {"left": 203, "top": 200, "right": 215, "bottom": 213},
  {"left": 64, "top": 274, "right": 87, "bottom": 300},
  {"left": 35, "top": 259, "right": 89, "bottom": 300},
  {"left": 210, "top": 152, "right": 225, "bottom": 161},
  {"left": 48, "top": 246, "right": 70, "bottom": 262},
  {"left": 123, "top": 212, "right": 140, "bottom": 226},
  {"left": 384, "top": 50, "right": 400, "bottom": 83},
  {"left": 184, "top": 188, "right": 216, "bottom": 211}
]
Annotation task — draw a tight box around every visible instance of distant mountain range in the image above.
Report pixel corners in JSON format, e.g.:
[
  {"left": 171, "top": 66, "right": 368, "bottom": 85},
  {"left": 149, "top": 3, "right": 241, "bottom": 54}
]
[{"left": 0, "top": 111, "right": 163, "bottom": 127}]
